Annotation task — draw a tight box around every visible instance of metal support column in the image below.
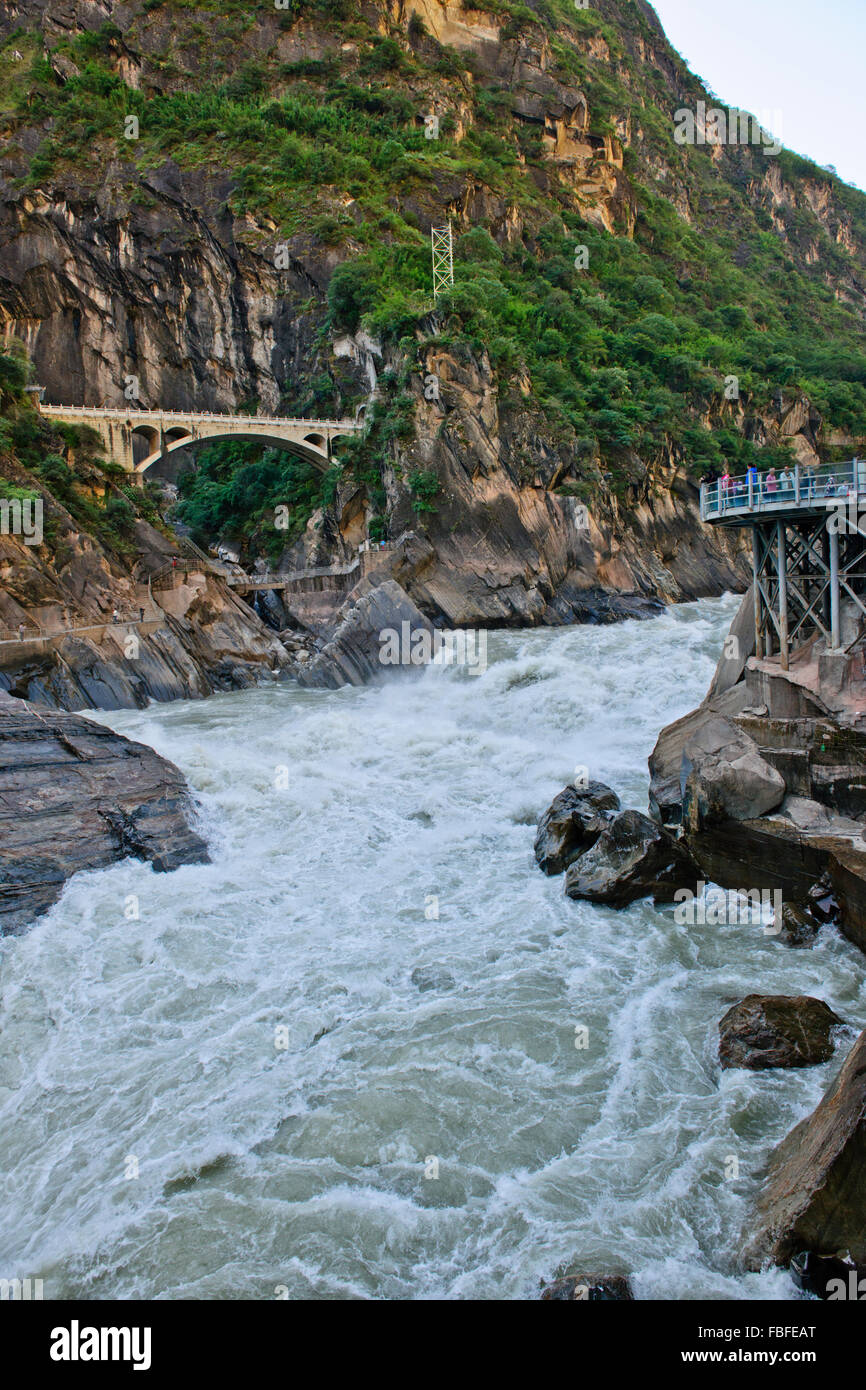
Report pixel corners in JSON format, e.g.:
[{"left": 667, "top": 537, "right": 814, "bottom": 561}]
[
  {"left": 829, "top": 522, "right": 841, "bottom": 649},
  {"left": 752, "top": 526, "right": 763, "bottom": 659},
  {"left": 776, "top": 520, "right": 789, "bottom": 670}
]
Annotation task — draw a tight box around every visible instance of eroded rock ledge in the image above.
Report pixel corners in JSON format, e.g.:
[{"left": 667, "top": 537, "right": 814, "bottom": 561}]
[
  {"left": 648, "top": 595, "right": 866, "bottom": 956},
  {"left": 0, "top": 692, "right": 209, "bottom": 934}
]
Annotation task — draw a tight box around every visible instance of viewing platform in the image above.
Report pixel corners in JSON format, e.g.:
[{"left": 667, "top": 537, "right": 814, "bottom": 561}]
[
  {"left": 699, "top": 459, "right": 866, "bottom": 670},
  {"left": 701, "top": 459, "right": 865, "bottom": 527}
]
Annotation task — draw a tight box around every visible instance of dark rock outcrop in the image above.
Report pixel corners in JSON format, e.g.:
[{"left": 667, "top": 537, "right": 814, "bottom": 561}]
[
  {"left": 774, "top": 902, "right": 822, "bottom": 949},
  {"left": 534, "top": 780, "right": 620, "bottom": 875},
  {"left": 719, "top": 995, "right": 844, "bottom": 1070},
  {"left": 294, "top": 578, "right": 436, "bottom": 689},
  {"left": 790, "top": 1249, "right": 866, "bottom": 1301},
  {"left": 0, "top": 497, "right": 292, "bottom": 713},
  {"left": 745, "top": 1029, "right": 866, "bottom": 1271},
  {"left": 564, "top": 809, "right": 699, "bottom": 907},
  {"left": 0, "top": 693, "right": 209, "bottom": 933},
  {"left": 541, "top": 1274, "right": 634, "bottom": 1301},
  {"left": 685, "top": 795, "right": 866, "bottom": 954}
]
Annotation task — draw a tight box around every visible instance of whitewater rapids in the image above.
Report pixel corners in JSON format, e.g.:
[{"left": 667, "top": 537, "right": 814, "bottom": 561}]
[{"left": 2, "top": 594, "right": 864, "bottom": 1299}]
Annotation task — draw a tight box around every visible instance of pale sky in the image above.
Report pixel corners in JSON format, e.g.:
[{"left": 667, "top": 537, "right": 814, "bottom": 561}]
[{"left": 649, "top": 0, "right": 866, "bottom": 192}]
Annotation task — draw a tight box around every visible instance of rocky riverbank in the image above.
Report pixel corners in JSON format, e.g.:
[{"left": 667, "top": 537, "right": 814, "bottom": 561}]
[
  {"left": 533, "top": 593, "right": 866, "bottom": 1299},
  {"left": 0, "top": 691, "right": 209, "bottom": 934}
]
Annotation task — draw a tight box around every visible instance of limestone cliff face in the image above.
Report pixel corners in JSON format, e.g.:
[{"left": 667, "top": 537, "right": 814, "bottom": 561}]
[
  {"left": 376, "top": 345, "right": 746, "bottom": 624},
  {"left": 0, "top": 169, "right": 328, "bottom": 414}
]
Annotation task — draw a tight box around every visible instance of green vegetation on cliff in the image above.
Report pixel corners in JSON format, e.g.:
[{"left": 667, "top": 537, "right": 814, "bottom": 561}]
[{"left": 0, "top": 345, "right": 166, "bottom": 555}]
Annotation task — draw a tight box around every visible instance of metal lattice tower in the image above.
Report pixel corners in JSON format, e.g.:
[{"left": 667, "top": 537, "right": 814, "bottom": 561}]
[{"left": 431, "top": 222, "right": 454, "bottom": 300}]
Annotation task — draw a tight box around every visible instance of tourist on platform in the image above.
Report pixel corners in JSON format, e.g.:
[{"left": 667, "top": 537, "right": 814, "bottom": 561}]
[
  {"left": 765, "top": 468, "right": 778, "bottom": 496},
  {"left": 719, "top": 469, "right": 730, "bottom": 509},
  {"left": 779, "top": 465, "right": 794, "bottom": 501}
]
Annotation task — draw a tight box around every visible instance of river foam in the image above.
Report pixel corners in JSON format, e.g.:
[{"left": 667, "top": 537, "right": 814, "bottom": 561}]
[{"left": 2, "top": 594, "right": 864, "bottom": 1299}]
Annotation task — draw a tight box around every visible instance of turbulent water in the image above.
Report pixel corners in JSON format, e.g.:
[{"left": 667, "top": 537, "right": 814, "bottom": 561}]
[{"left": 3, "top": 594, "right": 865, "bottom": 1301}]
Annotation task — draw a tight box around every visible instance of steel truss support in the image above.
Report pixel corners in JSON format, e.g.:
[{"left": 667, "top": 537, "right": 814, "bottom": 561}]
[{"left": 751, "top": 513, "right": 866, "bottom": 660}]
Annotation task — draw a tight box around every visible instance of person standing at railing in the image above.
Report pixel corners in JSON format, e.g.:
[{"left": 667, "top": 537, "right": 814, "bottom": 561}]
[
  {"left": 700, "top": 466, "right": 718, "bottom": 511},
  {"left": 825, "top": 472, "right": 837, "bottom": 498},
  {"left": 765, "top": 468, "right": 778, "bottom": 498},
  {"left": 719, "top": 468, "right": 730, "bottom": 510},
  {"left": 803, "top": 464, "right": 816, "bottom": 500},
  {"left": 746, "top": 463, "right": 758, "bottom": 502},
  {"left": 779, "top": 464, "right": 794, "bottom": 501}
]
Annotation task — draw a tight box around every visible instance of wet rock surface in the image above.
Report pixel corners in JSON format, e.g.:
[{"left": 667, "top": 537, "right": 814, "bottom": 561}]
[
  {"left": 649, "top": 600, "right": 866, "bottom": 957},
  {"left": 719, "top": 995, "right": 844, "bottom": 1070},
  {"left": 790, "top": 1249, "right": 866, "bottom": 1301},
  {"left": 774, "top": 902, "right": 822, "bottom": 949},
  {"left": 564, "top": 809, "right": 699, "bottom": 907},
  {"left": 0, "top": 693, "right": 209, "bottom": 934},
  {"left": 534, "top": 780, "right": 620, "bottom": 875},
  {"left": 745, "top": 1029, "right": 866, "bottom": 1270}
]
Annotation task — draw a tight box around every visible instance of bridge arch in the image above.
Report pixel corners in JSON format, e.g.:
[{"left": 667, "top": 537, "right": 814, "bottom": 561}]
[
  {"left": 129, "top": 422, "right": 161, "bottom": 469},
  {"left": 137, "top": 428, "right": 343, "bottom": 483}
]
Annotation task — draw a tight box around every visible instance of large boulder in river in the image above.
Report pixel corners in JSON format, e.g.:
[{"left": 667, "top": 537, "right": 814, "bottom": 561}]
[
  {"left": 564, "top": 809, "right": 699, "bottom": 907},
  {"left": 0, "top": 693, "right": 209, "bottom": 934},
  {"left": 534, "top": 780, "right": 620, "bottom": 875},
  {"left": 295, "top": 578, "right": 435, "bottom": 689},
  {"left": 744, "top": 1029, "right": 866, "bottom": 1271},
  {"left": 719, "top": 995, "right": 844, "bottom": 1070},
  {"left": 648, "top": 686, "right": 753, "bottom": 827},
  {"left": 681, "top": 716, "right": 786, "bottom": 831}
]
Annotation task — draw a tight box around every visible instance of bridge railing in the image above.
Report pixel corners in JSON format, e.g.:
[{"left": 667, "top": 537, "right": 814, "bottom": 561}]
[
  {"left": 39, "top": 404, "right": 361, "bottom": 430},
  {"left": 701, "top": 459, "right": 865, "bottom": 520}
]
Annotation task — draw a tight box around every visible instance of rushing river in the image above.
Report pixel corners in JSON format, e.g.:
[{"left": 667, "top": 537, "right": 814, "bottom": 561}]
[{"left": 3, "top": 594, "right": 865, "bottom": 1301}]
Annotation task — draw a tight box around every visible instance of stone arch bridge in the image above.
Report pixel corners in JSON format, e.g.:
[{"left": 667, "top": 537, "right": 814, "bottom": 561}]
[{"left": 38, "top": 404, "right": 363, "bottom": 480}]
